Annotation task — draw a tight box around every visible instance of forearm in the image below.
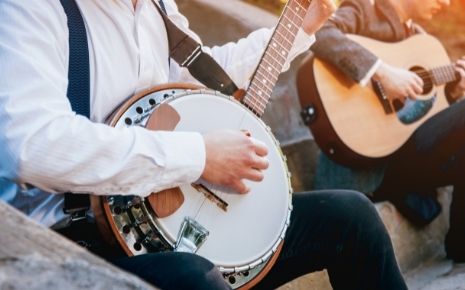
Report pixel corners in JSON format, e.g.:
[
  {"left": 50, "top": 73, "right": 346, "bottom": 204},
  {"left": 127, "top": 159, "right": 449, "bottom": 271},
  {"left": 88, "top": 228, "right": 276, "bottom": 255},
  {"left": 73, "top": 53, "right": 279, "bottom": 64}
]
[
  {"left": 5, "top": 113, "right": 205, "bottom": 196},
  {"left": 309, "top": 0, "right": 380, "bottom": 83}
]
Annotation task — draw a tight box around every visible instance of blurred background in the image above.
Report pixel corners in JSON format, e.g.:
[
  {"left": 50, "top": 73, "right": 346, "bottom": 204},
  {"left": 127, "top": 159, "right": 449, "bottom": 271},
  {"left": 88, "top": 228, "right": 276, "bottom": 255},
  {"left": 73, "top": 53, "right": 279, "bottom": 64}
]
[{"left": 244, "top": 0, "right": 465, "bottom": 59}]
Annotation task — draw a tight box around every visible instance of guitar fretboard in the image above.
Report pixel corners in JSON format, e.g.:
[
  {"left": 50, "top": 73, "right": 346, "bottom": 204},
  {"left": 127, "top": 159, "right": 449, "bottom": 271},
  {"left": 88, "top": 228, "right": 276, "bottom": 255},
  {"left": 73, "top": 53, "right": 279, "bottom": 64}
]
[
  {"left": 243, "top": 0, "right": 311, "bottom": 117},
  {"left": 430, "top": 64, "right": 458, "bottom": 85}
]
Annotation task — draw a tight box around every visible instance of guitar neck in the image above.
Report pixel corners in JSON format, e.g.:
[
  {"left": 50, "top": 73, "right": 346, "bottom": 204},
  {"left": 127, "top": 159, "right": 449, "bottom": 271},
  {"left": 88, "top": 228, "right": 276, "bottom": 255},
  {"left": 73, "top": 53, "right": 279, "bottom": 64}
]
[
  {"left": 243, "top": 0, "right": 311, "bottom": 117},
  {"left": 430, "top": 64, "right": 459, "bottom": 85}
]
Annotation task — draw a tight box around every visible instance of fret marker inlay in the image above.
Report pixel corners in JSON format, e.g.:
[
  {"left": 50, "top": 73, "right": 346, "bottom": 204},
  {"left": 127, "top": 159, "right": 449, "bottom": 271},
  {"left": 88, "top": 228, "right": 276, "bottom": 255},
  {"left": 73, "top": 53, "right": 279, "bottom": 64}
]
[{"left": 243, "top": 0, "right": 311, "bottom": 117}]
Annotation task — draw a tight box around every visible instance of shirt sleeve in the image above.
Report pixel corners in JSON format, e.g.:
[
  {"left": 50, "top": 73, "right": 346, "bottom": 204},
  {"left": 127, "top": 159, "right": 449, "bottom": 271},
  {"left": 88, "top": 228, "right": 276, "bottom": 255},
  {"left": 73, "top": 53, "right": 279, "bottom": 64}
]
[
  {"left": 163, "top": 0, "right": 315, "bottom": 89},
  {"left": 0, "top": 0, "right": 205, "bottom": 197},
  {"left": 310, "top": 0, "right": 380, "bottom": 83}
]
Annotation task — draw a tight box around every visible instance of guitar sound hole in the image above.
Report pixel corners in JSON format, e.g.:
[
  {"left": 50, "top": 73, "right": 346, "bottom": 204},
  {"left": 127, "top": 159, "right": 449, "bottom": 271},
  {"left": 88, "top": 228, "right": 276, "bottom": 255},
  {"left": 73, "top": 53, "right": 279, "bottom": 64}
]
[{"left": 410, "top": 66, "right": 433, "bottom": 95}]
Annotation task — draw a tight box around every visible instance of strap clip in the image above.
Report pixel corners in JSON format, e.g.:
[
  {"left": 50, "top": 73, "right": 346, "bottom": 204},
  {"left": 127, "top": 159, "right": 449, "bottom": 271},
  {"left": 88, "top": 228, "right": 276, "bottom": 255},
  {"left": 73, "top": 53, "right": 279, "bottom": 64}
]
[{"left": 181, "top": 45, "right": 202, "bottom": 68}]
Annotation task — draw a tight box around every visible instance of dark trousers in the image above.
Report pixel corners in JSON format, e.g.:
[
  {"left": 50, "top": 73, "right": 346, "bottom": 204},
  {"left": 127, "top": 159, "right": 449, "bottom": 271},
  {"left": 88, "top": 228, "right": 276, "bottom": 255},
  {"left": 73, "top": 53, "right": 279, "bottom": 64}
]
[
  {"left": 58, "top": 191, "right": 406, "bottom": 290},
  {"left": 375, "top": 99, "right": 465, "bottom": 259}
]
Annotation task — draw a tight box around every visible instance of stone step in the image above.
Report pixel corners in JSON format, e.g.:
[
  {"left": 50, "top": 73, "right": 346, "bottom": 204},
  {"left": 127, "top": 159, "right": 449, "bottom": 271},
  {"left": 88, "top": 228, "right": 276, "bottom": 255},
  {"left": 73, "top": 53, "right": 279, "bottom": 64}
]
[
  {"left": 405, "top": 259, "right": 454, "bottom": 290},
  {"left": 0, "top": 201, "right": 157, "bottom": 290},
  {"left": 411, "top": 262, "right": 465, "bottom": 290}
]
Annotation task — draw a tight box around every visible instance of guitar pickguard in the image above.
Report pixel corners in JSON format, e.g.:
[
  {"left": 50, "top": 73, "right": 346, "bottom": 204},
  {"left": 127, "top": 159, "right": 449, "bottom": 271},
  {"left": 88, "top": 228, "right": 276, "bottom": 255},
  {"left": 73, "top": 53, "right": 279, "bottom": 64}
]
[{"left": 396, "top": 94, "right": 436, "bottom": 124}]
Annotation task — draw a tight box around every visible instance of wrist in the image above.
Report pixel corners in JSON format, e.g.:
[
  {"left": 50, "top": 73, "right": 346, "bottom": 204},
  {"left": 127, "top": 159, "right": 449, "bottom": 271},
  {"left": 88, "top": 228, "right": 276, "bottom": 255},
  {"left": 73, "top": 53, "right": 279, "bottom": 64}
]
[{"left": 373, "top": 62, "right": 387, "bottom": 81}]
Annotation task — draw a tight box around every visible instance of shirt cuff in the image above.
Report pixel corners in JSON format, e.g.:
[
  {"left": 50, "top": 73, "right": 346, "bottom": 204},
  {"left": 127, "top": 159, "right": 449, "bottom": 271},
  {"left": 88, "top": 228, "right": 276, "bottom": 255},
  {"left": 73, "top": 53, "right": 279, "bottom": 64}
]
[
  {"left": 156, "top": 131, "right": 206, "bottom": 187},
  {"left": 359, "top": 59, "right": 382, "bottom": 87}
]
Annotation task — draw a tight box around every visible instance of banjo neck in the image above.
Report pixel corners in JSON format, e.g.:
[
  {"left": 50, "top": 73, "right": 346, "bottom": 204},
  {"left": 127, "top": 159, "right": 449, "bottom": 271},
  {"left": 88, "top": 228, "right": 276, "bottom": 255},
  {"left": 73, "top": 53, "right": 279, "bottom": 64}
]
[{"left": 243, "top": 0, "right": 312, "bottom": 117}]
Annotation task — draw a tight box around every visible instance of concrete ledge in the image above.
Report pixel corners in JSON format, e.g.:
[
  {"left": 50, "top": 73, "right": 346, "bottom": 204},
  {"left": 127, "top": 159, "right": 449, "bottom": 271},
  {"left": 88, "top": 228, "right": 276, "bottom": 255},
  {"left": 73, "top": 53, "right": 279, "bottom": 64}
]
[{"left": 0, "top": 200, "right": 156, "bottom": 290}]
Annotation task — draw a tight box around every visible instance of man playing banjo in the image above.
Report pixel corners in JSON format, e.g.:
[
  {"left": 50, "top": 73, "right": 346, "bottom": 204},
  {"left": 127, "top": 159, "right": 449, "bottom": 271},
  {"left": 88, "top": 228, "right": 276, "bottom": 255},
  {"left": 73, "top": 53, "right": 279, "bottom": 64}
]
[{"left": 0, "top": 0, "right": 407, "bottom": 289}]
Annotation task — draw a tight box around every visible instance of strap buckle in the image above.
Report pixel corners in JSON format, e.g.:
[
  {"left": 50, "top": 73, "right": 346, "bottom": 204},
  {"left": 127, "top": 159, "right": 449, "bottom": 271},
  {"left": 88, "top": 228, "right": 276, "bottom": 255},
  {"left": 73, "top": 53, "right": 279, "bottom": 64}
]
[
  {"left": 67, "top": 208, "right": 88, "bottom": 223},
  {"left": 181, "top": 45, "right": 202, "bottom": 68}
]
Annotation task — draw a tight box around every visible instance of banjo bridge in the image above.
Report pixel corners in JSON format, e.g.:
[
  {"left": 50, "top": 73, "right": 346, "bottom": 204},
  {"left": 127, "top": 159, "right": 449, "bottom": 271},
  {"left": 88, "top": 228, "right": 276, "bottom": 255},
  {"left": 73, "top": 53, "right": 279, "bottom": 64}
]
[{"left": 192, "top": 183, "right": 228, "bottom": 212}]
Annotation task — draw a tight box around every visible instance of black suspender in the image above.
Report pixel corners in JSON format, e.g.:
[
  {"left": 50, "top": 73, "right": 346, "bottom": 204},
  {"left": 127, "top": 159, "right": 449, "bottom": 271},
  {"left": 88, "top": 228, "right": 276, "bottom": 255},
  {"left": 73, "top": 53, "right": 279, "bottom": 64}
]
[
  {"left": 158, "top": 0, "right": 167, "bottom": 14},
  {"left": 60, "top": 0, "right": 91, "bottom": 215}
]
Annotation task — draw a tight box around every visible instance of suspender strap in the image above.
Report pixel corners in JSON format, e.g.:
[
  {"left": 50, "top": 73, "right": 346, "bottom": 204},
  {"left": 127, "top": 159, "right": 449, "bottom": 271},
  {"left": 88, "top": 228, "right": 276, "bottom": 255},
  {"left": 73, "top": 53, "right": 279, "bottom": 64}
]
[
  {"left": 59, "top": 0, "right": 91, "bottom": 215},
  {"left": 61, "top": 0, "right": 90, "bottom": 118},
  {"left": 158, "top": 0, "right": 167, "bottom": 14},
  {"left": 151, "top": 0, "right": 239, "bottom": 95}
]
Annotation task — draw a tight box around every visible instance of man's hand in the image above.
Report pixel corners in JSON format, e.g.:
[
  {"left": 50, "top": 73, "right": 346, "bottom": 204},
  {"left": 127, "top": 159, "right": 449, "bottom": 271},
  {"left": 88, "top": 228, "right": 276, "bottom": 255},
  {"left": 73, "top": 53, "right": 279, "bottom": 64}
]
[
  {"left": 201, "top": 130, "right": 269, "bottom": 194},
  {"left": 302, "top": 0, "right": 337, "bottom": 35},
  {"left": 373, "top": 62, "right": 424, "bottom": 102},
  {"left": 448, "top": 56, "right": 465, "bottom": 100}
]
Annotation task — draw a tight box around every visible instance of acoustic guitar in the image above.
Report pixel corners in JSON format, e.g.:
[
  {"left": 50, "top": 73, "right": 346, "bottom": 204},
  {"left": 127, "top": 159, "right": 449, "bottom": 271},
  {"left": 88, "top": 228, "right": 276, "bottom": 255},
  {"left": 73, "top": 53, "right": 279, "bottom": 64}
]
[
  {"left": 297, "top": 34, "right": 460, "bottom": 167},
  {"left": 91, "top": 1, "right": 312, "bottom": 289}
]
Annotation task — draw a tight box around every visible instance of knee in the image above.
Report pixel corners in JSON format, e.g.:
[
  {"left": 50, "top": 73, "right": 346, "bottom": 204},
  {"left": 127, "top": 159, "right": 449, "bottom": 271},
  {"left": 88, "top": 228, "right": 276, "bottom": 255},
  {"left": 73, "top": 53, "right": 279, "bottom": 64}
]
[
  {"left": 330, "top": 190, "right": 383, "bottom": 228},
  {"left": 334, "top": 190, "right": 375, "bottom": 213},
  {"left": 175, "top": 253, "right": 229, "bottom": 290}
]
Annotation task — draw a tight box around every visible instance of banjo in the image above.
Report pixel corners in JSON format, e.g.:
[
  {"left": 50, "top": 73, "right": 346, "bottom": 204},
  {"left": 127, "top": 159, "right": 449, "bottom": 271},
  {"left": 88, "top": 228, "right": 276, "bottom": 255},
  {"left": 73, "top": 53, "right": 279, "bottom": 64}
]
[{"left": 91, "top": 0, "right": 311, "bottom": 288}]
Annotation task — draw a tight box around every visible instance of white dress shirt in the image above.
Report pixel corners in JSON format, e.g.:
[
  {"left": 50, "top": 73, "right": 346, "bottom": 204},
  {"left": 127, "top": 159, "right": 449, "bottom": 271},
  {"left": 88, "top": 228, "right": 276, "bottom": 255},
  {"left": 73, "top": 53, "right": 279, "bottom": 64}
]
[{"left": 0, "top": 0, "right": 314, "bottom": 227}]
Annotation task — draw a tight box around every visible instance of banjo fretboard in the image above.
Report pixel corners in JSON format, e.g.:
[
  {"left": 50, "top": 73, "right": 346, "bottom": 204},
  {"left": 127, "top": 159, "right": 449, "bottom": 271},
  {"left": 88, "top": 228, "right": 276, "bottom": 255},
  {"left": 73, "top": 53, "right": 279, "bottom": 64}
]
[{"left": 243, "top": 0, "right": 312, "bottom": 117}]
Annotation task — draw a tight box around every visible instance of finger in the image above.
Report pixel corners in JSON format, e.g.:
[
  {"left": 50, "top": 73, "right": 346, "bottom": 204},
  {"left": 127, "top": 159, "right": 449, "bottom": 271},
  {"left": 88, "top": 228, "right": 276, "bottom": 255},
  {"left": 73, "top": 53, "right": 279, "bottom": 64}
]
[
  {"left": 243, "top": 168, "right": 265, "bottom": 182},
  {"left": 250, "top": 138, "right": 268, "bottom": 157},
  {"left": 457, "top": 67, "right": 465, "bottom": 79},
  {"left": 456, "top": 59, "right": 465, "bottom": 70},
  {"left": 241, "top": 129, "right": 251, "bottom": 137},
  {"left": 456, "top": 64, "right": 465, "bottom": 80},
  {"left": 413, "top": 74, "right": 424, "bottom": 88},
  {"left": 231, "top": 180, "right": 249, "bottom": 194},
  {"left": 251, "top": 155, "right": 269, "bottom": 170},
  {"left": 410, "top": 78, "right": 423, "bottom": 95},
  {"left": 407, "top": 87, "right": 419, "bottom": 100},
  {"left": 455, "top": 67, "right": 465, "bottom": 92}
]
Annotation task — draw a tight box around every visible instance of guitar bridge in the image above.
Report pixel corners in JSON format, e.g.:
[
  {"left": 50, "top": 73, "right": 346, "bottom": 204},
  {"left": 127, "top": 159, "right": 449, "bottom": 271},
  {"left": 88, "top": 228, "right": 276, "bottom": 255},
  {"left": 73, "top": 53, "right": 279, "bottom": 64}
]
[
  {"left": 192, "top": 183, "right": 228, "bottom": 212},
  {"left": 372, "top": 79, "right": 394, "bottom": 114}
]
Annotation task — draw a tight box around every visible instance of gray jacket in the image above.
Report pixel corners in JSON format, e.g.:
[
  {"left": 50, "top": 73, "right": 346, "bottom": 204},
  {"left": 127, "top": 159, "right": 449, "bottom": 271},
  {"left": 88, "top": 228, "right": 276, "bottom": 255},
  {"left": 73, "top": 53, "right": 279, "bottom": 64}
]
[{"left": 310, "top": 0, "right": 417, "bottom": 82}]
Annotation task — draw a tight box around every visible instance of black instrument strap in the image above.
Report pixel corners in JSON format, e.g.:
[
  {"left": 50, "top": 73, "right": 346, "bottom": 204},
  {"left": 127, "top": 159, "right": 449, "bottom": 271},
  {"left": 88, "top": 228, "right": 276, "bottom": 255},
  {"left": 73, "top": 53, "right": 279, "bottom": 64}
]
[{"left": 151, "top": 0, "right": 239, "bottom": 95}]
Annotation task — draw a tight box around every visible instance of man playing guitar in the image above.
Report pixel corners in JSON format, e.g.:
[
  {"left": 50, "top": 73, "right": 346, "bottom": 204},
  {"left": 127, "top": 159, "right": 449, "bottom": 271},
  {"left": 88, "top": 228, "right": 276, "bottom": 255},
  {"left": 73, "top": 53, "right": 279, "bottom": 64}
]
[{"left": 303, "top": 0, "right": 465, "bottom": 261}]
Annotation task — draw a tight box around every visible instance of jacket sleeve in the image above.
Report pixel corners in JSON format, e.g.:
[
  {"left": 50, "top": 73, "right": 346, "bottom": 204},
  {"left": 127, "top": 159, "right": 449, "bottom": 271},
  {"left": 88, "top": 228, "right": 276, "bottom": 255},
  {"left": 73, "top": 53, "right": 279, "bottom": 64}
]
[{"left": 310, "top": 0, "right": 379, "bottom": 82}]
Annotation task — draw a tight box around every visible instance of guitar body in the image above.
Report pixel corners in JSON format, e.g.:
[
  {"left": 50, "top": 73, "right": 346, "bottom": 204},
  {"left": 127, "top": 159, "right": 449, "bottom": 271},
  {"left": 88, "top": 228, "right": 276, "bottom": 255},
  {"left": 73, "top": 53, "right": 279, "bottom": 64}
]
[
  {"left": 91, "top": 84, "right": 292, "bottom": 289},
  {"left": 297, "top": 34, "right": 451, "bottom": 167}
]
